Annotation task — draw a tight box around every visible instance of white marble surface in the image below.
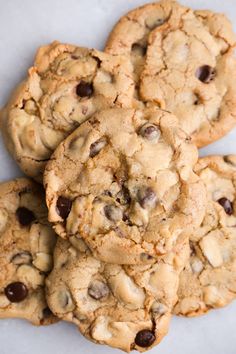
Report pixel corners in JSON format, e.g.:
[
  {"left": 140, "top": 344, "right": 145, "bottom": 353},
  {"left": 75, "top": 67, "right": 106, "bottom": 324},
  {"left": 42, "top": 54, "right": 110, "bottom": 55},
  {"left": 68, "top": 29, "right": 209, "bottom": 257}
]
[{"left": 0, "top": 0, "right": 236, "bottom": 353}]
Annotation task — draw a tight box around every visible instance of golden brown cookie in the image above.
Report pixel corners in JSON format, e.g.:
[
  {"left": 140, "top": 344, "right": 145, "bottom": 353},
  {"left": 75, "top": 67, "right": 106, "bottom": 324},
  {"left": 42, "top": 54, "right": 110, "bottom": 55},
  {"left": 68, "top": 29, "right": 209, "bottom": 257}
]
[
  {"left": 46, "top": 234, "right": 189, "bottom": 352},
  {"left": 0, "top": 41, "right": 134, "bottom": 182},
  {"left": 105, "top": 0, "right": 236, "bottom": 147},
  {"left": 44, "top": 107, "right": 206, "bottom": 264},
  {"left": 174, "top": 156, "right": 236, "bottom": 316},
  {"left": 0, "top": 178, "right": 57, "bottom": 325}
]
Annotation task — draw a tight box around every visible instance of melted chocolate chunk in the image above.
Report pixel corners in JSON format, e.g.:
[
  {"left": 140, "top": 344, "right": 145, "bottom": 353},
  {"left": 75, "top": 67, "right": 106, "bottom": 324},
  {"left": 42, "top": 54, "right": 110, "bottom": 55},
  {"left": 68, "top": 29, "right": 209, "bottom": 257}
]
[
  {"left": 139, "top": 123, "right": 160, "bottom": 141},
  {"left": 76, "top": 81, "right": 93, "bottom": 97},
  {"left": 218, "top": 197, "right": 233, "bottom": 215},
  {"left": 88, "top": 280, "right": 109, "bottom": 300},
  {"left": 89, "top": 138, "right": 106, "bottom": 157},
  {"left": 138, "top": 187, "right": 157, "bottom": 209},
  {"left": 5, "top": 282, "right": 28, "bottom": 303},
  {"left": 195, "top": 65, "right": 216, "bottom": 83},
  {"left": 16, "top": 207, "right": 35, "bottom": 226},
  {"left": 135, "top": 329, "right": 156, "bottom": 348},
  {"left": 56, "top": 197, "right": 72, "bottom": 219}
]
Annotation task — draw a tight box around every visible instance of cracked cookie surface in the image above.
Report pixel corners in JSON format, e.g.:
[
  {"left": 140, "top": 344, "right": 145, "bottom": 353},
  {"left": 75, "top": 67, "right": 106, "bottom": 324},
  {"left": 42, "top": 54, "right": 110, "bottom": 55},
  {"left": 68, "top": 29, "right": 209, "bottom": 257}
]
[
  {"left": 105, "top": 0, "right": 236, "bottom": 147},
  {"left": 46, "top": 234, "right": 189, "bottom": 352},
  {"left": 0, "top": 41, "right": 134, "bottom": 182},
  {"left": 174, "top": 156, "right": 236, "bottom": 316},
  {"left": 0, "top": 178, "right": 57, "bottom": 325},
  {"left": 44, "top": 107, "right": 206, "bottom": 264}
]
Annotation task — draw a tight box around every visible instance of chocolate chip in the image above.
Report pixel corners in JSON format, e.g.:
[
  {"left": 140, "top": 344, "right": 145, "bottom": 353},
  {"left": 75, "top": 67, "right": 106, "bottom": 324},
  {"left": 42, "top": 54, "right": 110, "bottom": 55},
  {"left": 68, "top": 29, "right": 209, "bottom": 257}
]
[
  {"left": 88, "top": 280, "right": 109, "bottom": 300},
  {"left": 195, "top": 65, "right": 216, "bottom": 83},
  {"left": 4, "top": 282, "right": 28, "bottom": 303},
  {"left": 89, "top": 138, "right": 107, "bottom": 157},
  {"left": 122, "top": 214, "right": 133, "bottom": 226},
  {"left": 138, "top": 187, "right": 157, "bottom": 209},
  {"left": 43, "top": 307, "right": 53, "bottom": 318},
  {"left": 76, "top": 81, "right": 93, "bottom": 97},
  {"left": 116, "top": 187, "right": 131, "bottom": 205},
  {"left": 131, "top": 43, "right": 147, "bottom": 56},
  {"left": 104, "top": 205, "right": 123, "bottom": 222},
  {"left": 139, "top": 123, "right": 160, "bottom": 141},
  {"left": 16, "top": 207, "right": 36, "bottom": 226},
  {"left": 135, "top": 329, "right": 156, "bottom": 348},
  {"left": 218, "top": 197, "right": 233, "bottom": 215},
  {"left": 56, "top": 196, "right": 72, "bottom": 219},
  {"left": 93, "top": 56, "right": 102, "bottom": 68}
]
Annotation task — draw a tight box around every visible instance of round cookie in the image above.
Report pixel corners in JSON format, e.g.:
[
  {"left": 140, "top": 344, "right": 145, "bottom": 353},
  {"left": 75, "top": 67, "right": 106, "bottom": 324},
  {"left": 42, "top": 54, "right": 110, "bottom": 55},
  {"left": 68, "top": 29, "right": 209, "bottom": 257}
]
[
  {"left": 105, "top": 0, "right": 236, "bottom": 147},
  {"left": 44, "top": 107, "right": 206, "bottom": 264},
  {"left": 0, "top": 41, "right": 134, "bottom": 182},
  {"left": 0, "top": 178, "right": 57, "bottom": 325},
  {"left": 46, "top": 234, "right": 189, "bottom": 352},
  {"left": 105, "top": 0, "right": 177, "bottom": 83},
  {"left": 174, "top": 156, "right": 236, "bottom": 316}
]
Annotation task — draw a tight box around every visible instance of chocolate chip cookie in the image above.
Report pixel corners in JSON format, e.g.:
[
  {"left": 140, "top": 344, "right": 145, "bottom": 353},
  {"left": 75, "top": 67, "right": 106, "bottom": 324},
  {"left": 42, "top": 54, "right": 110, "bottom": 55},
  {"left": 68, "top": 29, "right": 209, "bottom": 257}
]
[
  {"left": 174, "top": 156, "right": 236, "bottom": 316},
  {"left": 46, "top": 234, "right": 189, "bottom": 352},
  {"left": 0, "top": 41, "right": 134, "bottom": 182},
  {"left": 105, "top": 0, "right": 236, "bottom": 147},
  {"left": 0, "top": 178, "right": 57, "bottom": 325},
  {"left": 44, "top": 107, "right": 206, "bottom": 264}
]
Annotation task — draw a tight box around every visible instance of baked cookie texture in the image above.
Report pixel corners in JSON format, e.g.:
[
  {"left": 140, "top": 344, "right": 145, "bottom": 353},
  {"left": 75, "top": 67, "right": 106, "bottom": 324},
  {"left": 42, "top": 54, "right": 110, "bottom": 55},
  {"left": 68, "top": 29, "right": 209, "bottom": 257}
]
[
  {"left": 0, "top": 178, "right": 57, "bottom": 325},
  {"left": 0, "top": 41, "right": 134, "bottom": 182},
  {"left": 174, "top": 156, "right": 236, "bottom": 316},
  {"left": 44, "top": 107, "right": 206, "bottom": 264},
  {"left": 105, "top": 0, "right": 236, "bottom": 147},
  {"left": 46, "top": 234, "right": 189, "bottom": 352}
]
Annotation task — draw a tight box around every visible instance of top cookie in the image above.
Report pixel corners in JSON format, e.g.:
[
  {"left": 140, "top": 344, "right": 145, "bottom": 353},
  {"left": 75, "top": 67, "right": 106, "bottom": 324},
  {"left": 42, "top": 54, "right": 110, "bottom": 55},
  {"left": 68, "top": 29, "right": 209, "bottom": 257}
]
[
  {"left": 44, "top": 107, "right": 206, "bottom": 264},
  {"left": 0, "top": 178, "right": 57, "bottom": 325},
  {"left": 174, "top": 156, "right": 236, "bottom": 316},
  {"left": 105, "top": 0, "right": 236, "bottom": 147},
  {"left": 0, "top": 41, "right": 134, "bottom": 182}
]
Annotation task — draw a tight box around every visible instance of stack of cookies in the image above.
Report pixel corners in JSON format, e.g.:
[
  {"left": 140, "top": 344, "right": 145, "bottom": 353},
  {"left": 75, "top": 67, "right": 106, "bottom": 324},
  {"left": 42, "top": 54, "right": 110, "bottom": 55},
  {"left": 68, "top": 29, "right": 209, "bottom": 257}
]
[{"left": 0, "top": 0, "right": 236, "bottom": 352}]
